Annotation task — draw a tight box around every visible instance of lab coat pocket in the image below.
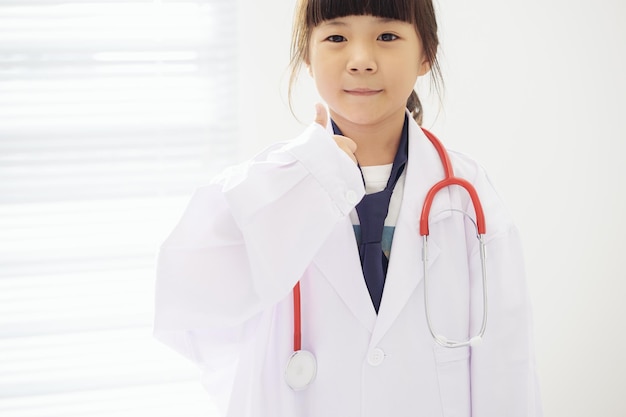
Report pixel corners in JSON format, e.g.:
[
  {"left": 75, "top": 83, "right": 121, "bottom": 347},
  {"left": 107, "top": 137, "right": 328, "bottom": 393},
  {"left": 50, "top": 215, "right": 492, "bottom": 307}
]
[{"left": 433, "top": 346, "right": 471, "bottom": 417}]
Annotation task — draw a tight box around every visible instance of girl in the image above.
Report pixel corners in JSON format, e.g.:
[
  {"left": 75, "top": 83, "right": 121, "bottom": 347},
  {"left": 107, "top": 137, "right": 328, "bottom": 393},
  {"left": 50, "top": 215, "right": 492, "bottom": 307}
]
[{"left": 154, "top": 0, "right": 543, "bottom": 416}]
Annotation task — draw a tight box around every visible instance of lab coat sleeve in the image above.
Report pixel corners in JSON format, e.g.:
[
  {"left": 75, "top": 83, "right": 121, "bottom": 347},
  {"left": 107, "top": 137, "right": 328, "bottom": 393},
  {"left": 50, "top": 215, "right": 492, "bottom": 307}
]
[
  {"left": 153, "top": 122, "right": 365, "bottom": 363},
  {"left": 467, "top": 167, "right": 543, "bottom": 416}
]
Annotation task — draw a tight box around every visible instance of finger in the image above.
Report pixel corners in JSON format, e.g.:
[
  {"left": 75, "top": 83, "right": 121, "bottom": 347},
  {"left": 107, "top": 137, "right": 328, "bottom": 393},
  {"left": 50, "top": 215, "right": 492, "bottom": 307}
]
[{"left": 314, "top": 103, "right": 327, "bottom": 128}]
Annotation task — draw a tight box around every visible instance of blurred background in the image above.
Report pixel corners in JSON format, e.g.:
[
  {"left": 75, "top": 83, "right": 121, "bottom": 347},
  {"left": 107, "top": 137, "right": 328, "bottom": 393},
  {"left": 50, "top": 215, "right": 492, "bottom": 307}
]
[{"left": 1, "top": 0, "right": 624, "bottom": 416}]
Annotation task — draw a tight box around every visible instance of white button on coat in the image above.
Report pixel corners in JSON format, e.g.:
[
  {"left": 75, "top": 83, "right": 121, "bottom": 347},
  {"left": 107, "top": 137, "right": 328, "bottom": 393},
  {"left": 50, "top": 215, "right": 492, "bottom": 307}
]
[
  {"left": 345, "top": 190, "right": 359, "bottom": 205},
  {"left": 367, "top": 348, "right": 385, "bottom": 366}
]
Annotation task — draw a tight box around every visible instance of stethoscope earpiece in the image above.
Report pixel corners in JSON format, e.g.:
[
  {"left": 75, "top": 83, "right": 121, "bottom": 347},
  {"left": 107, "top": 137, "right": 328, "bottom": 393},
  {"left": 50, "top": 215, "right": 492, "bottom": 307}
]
[{"left": 470, "top": 336, "right": 483, "bottom": 347}]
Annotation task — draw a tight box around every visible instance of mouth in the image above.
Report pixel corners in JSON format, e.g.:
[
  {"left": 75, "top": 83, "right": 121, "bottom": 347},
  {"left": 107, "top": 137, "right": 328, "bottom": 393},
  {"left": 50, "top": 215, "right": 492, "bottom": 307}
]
[{"left": 344, "top": 88, "right": 382, "bottom": 96}]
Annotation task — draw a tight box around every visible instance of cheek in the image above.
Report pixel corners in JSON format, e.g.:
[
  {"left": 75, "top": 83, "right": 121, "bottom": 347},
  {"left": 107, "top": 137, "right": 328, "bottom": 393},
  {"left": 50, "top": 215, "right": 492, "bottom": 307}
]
[
  {"left": 387, "top": 65, "right": 419, "bottom": 90},
  {"left": 310, "top": 60, "right": 337, "bottom": 86},
  {"left": 313, "top": 73, "right": 334, "bottom": 98},
  {"left": 396, "top": 60, "right": 422, "bottom": 87}
]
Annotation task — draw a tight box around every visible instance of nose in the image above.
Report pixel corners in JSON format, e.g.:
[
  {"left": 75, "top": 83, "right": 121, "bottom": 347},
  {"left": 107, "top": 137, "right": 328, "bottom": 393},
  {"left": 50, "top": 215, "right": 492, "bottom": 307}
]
[{"left": 347, "top": 42, "right": 377, "bottom": 74}]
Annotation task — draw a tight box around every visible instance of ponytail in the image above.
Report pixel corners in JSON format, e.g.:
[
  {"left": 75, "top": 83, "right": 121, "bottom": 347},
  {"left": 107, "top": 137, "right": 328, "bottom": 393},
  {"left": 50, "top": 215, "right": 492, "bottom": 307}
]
[{"left": 406, "top": 90, "right": 423, "bottom": 126}]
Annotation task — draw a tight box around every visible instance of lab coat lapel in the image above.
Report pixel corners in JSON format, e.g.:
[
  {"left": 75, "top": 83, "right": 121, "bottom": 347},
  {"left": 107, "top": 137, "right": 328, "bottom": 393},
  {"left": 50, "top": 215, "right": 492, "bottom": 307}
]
[
  {"left": 370, "top": 115, "right": 451, "bottom": 347},
  {"left": 312, "top": 218, "right": 377, "bottom": 333}
]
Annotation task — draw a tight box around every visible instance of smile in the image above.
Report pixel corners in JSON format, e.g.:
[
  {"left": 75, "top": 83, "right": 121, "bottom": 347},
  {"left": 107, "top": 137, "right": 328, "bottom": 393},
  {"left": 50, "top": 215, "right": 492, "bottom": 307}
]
[{"left": 344, "top": 88, "right": 382, "bottom": 96}]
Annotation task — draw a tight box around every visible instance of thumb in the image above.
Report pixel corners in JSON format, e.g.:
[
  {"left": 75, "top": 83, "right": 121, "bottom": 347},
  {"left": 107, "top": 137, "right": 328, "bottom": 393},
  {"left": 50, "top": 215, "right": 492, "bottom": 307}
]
[
  {"left": 339, "top": 135, "right": 358, "bottom": 154},
  {"left": 314, "top": 103, "right": 327, "bottom": 128}
]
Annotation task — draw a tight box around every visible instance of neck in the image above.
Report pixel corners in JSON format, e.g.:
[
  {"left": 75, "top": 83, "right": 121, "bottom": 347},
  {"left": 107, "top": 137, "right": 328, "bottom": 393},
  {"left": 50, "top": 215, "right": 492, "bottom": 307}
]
[{"left": 331, "top": 110, "right": 406, "bottom": 167}]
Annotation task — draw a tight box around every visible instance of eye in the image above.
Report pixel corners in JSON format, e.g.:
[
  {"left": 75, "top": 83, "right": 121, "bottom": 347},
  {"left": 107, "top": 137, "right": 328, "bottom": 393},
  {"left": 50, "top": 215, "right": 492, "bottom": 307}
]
[
  {"left": 326, "top": 35, "right": 346, "bottom": 43},
  {"left": 378, "top": 33, "right": 398, "bottom": 42}
]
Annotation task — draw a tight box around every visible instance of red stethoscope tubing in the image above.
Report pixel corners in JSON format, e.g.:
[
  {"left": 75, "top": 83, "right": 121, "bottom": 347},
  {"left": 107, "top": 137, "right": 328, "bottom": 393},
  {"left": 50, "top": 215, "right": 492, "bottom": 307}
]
[
  {"left": 291, "top": 128, "right": 486, "bottom": 352},
  {"left": 419, "top": 128, "right": 486, "bottom": 236},
  {"left": 293, "top": 281, "right": 302, "bottom": 352}
]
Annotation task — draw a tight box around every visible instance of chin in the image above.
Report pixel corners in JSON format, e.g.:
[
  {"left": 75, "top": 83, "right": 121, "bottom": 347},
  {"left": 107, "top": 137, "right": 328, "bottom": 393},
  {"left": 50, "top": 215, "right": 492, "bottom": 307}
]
[{"left": 331, "top": 107, "right": 386, "bottom": 126}]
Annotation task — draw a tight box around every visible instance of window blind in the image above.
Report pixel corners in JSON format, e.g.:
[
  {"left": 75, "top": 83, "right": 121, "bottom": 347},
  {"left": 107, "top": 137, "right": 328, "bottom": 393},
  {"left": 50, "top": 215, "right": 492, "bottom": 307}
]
[{"left": 0, "top": 1, "right": 237, "bottom": 415}]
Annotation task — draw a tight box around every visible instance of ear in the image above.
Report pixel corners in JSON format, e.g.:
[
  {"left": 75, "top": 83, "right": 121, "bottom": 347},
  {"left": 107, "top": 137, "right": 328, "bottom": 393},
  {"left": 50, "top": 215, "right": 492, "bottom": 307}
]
[
  {"left": 306, "top": 63, "right": 313, "bottom": 77},
  {"left": 417, "top": 57, "right": 431, "bottom": 77}
]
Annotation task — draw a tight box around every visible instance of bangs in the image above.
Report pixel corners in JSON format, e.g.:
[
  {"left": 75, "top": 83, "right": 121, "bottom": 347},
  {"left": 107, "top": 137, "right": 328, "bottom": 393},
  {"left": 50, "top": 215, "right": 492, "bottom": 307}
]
[{"left": 307, "top": 0, "right": 416, "bottom": 26}]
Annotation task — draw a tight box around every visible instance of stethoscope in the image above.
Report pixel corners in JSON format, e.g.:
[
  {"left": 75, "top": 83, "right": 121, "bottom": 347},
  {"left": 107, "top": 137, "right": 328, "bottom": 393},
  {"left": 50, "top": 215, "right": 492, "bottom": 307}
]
[{"left": 284, "top": 128, "right": 488, "bottom": 391}]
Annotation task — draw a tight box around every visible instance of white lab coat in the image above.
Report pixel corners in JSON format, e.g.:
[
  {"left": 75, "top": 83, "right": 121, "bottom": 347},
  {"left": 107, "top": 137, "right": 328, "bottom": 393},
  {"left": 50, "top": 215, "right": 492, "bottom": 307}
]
[{"left": 154, "top": 112, "right": 543, "bottom": 417}]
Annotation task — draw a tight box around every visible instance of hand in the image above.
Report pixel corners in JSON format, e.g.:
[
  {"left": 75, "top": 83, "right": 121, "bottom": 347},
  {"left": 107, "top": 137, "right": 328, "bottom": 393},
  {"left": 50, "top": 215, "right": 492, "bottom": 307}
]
[{"left": 314, "top": 103, "right": 358, "bottom": 164}]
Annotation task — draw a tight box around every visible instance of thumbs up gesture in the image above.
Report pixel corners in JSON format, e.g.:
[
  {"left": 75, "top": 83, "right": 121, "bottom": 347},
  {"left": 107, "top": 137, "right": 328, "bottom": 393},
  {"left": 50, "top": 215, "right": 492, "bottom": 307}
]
[{"left": 314, "top": 103, "right": 358, "bottom": 165}]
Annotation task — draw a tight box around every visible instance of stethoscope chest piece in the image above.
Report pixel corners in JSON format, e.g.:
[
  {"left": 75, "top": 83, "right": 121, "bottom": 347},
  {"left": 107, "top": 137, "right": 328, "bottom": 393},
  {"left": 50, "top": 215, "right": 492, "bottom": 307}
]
[{"left": 285, "top": 349, "right": 317, "bottom": 390}]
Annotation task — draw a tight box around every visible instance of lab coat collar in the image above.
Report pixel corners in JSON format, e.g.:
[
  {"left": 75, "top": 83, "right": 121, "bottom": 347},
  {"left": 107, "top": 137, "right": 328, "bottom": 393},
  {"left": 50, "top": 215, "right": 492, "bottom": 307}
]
[{"left": 316, "top": 109, "right": 452, "bottom": 340}]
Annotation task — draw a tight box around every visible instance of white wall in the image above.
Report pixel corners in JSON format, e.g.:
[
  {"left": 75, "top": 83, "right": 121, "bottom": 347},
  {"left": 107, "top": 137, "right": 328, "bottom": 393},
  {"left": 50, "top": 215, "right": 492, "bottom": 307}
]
[
  {"left": 237, "top": 0, "right": 318, "bottom": 156},
  {"left": 239, "top": 1, "right": 626, "bottom": 415}
]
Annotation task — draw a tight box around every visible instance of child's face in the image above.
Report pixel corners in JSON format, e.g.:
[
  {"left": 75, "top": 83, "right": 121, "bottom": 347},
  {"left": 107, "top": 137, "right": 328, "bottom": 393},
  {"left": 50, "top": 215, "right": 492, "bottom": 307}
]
[{"left": 307, "top": 14, "right": 429, "bottom": 128}]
